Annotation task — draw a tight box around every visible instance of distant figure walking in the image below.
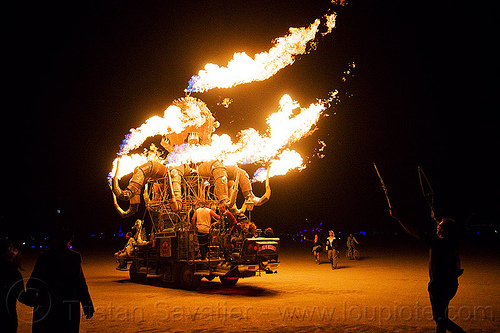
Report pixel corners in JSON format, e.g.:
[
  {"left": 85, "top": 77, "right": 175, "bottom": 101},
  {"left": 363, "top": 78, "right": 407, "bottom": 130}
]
[
  {"left": 1, "top": 240, "right": 32, "bottom": 333},
  {"left": 304, "top": 234, "right": 323, "bottom": 264},
  {"left": 325, "top": 230, "right": 339, "bottom": 269},
  {"left": 391, "top": 210, "right": 466, "bottom": 333},
  {"left": 27, "top": 229, "right": 94, "bottom": 333}
]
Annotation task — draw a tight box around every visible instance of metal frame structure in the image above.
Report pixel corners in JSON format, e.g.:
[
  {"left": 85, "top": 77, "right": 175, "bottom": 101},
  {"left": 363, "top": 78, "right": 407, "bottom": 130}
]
[{"left": 126, "top": 173, "right": 280, "bottom": 290}]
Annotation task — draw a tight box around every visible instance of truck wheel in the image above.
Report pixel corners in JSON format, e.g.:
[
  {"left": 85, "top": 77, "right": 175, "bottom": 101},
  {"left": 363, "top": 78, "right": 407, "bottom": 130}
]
[
  {"left": 219, "top": 276, "right": 239, "bottom": 286},
  {"left": 180, "top": 264, "right": 201, "bottom": 290},
  {"left": 129, "top": 259, "right": 147, "bottom": 283}
]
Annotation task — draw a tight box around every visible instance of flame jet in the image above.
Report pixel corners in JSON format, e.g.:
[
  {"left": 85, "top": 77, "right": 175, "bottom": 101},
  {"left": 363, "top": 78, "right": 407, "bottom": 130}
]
[
  {"left": 110, "top": 9, "right": 339, "bottom": 217},
  {"left": 111, "top": 97, "right": 271, "bottom": 218},
  {"left": 185, "top": 12, "right": 337, "bottom": 93},
  {"left": 110, "top": 94, "right": 332, "bottom": 185}
]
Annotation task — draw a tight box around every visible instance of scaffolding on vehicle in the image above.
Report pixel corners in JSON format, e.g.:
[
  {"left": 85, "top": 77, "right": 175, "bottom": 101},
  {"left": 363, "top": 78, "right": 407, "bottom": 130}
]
[
  {"left": 145, "top": 173, "right": 223, "bottom": 262},
  {"left": 124, "top": 170, "right": 279, "bottom": 290}
]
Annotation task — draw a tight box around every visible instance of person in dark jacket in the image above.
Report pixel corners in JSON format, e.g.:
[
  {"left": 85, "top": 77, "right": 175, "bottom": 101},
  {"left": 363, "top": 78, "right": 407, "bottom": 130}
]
[
  {"left": 26, "top": 229, "right": 94, "bottom": 333},
  {"left": 391, "top": 210, "right": 466, "bottom": 333},
  {"left": 1, "top": 240, "right": 32, "bottom": 333}
]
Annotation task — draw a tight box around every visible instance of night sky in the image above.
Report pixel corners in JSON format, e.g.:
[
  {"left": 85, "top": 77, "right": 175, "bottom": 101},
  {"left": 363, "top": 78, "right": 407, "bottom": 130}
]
[{"left": 3, "top": 0, "right": 497, "bottom": 239}]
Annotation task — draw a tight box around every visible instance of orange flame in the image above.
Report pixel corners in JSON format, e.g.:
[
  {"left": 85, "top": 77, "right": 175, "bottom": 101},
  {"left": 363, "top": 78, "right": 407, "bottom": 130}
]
[
  {"left": 186, "top": 13, "right": 336, "bottom": 93},
  {"left": 110, "top": 93, "right": 335, "bottom": 181},
  {"left": 110, "top": 11, "right": 339, "bottom": 183}
]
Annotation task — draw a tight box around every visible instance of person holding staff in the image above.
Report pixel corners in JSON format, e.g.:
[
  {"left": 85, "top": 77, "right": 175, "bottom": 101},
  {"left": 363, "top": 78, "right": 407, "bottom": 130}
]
[
  {"left": 374, "top": 163, "right": 466, "bottom": 333},
  {"left": 390, "top": 210, "right": 465, "bottom": 333}
]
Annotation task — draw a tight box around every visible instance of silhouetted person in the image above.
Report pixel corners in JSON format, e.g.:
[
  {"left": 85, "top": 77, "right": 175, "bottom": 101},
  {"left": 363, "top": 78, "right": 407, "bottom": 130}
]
[
  {"left": 1, "top": 240, "right": 32, "bottom": 333},
  {"left": 27, "top": 229, "right": 94, "bottom": 333},
  {"left": 218, "top": 204, "right": 238, "bottom": 260},
  {"left": 346, "top": 233, "right": 359, "bottom": 259},
  {"left": 391, "top": 210, "right": 466, "bottom": 333},
  {"left": 304, "top": 234, "right": 323, "bottom": 264}
]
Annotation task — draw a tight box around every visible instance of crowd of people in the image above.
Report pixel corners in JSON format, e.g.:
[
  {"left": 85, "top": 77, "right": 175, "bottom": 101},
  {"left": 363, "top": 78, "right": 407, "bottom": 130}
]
[
  {"left": 191, "top": 200, "right": 274, "bottom": 261},
  {"left": 2, "top": 205, "right": 465, "bottom": 333},
  {"left": 303, "top": 210, "right": 466, "bottom": 333},
  {"left": 304, "top": 230, "right": 360, "bottom": 269}
]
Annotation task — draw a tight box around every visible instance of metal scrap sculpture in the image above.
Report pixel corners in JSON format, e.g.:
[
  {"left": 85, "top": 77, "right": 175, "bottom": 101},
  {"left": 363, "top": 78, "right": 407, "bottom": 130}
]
[{"left": 111, "top": 97, "right": 271, "bottom": 226}]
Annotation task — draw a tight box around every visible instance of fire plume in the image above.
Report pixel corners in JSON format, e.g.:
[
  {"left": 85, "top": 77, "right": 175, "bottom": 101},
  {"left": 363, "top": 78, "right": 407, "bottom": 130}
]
[
  {"left": 110, "top": 10, "right": 339, "bottom": 185},
  {"left": 110, "top": 93, "right": 335, "bottom": 183},
  {"left": 185, "top": 13, "right": 336, "bottom": 93}
]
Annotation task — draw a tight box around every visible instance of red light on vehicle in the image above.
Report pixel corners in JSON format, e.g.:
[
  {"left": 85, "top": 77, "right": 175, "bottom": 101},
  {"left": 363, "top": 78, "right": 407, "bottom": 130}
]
[{"left": 253, "top": 245, "right": 258, "bottom": 251}]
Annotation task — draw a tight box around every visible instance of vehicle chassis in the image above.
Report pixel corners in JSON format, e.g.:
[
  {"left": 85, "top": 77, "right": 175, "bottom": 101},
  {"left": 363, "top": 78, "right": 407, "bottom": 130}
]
[{"left": 126, "top": 174, "right": 280, "bottom": 290}]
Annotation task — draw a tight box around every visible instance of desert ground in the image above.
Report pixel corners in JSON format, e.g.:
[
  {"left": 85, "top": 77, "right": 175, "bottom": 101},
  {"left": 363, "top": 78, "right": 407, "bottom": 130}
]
[{"left": 15, "top": 238, "right": 499, "bottom": 333}]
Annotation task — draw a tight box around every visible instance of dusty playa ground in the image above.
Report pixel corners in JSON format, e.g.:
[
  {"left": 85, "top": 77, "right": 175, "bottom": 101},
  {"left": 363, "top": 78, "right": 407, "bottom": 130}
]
[{"left": 16, "top": 241, "right": 500, "bottom": 333}]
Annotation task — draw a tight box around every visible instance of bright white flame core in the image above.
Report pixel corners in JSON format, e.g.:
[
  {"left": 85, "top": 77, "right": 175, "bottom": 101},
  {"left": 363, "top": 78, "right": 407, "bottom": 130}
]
[
  {"left": 118, "top": 104, "right": 211, "bottom": 156},
  {"left": 110, "top": 11, "right": 339, "bottom": 183},
  {"left": 110, "top": 93, "right": 333, "bottom": 182}
]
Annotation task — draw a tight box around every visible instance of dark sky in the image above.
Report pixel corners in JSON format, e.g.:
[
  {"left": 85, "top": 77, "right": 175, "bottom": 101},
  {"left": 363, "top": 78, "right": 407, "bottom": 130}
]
[{"left": 3, "top": 0, "right": 497, "bottom": 238}]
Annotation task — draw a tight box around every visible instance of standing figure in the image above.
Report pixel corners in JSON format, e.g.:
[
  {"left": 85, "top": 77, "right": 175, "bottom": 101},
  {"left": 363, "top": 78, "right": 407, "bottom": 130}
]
[
  {"left": 115, "top": 232, "right": 136, "bottom": 270},
  {"left": 304, "top": 234, "right": 323, "bottom": 264},
  {"left": 391, "top": 210, "right": 465, "bottom": 333},
  {"left": 27, "top": 229, "right": 94, "bottom": 333},
  {"left": 218, "top": 204, "right": 238, "bottom": 260},
  {"left": 191, "top": 201, "right": 220, "bottom": 260},
  {"left": 1, "top": 240, "right": 32, "bottom": 333},
  {"left": 346, "top": 233, "right": 359, "bottom": 260},
  {"left": 325, "top": 230, "right": 339, "bottom": 269}
]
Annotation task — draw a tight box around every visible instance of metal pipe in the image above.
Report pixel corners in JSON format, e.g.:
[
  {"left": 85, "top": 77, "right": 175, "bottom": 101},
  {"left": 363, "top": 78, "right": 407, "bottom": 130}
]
[
  {"left": 112, "top": 192, "right": 140, "bottom": 218},
  {"left": 111, "top": 160, "right": 169, "bottom": 217},
  {"left": 197, "top": 160, "right": 229, "bottom": 204},
  {"left": 167, "top": 167, "right": 181, "bottom": 211}
]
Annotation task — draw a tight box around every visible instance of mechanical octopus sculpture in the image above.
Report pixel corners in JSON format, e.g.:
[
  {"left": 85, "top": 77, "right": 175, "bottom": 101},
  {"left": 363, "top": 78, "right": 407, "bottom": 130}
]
[
  {"left": 111, "top": 97, "right": 270, "bottom": 224},
  {"left": 110, "top": 98, "right": 280, "bottom": 290}
]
